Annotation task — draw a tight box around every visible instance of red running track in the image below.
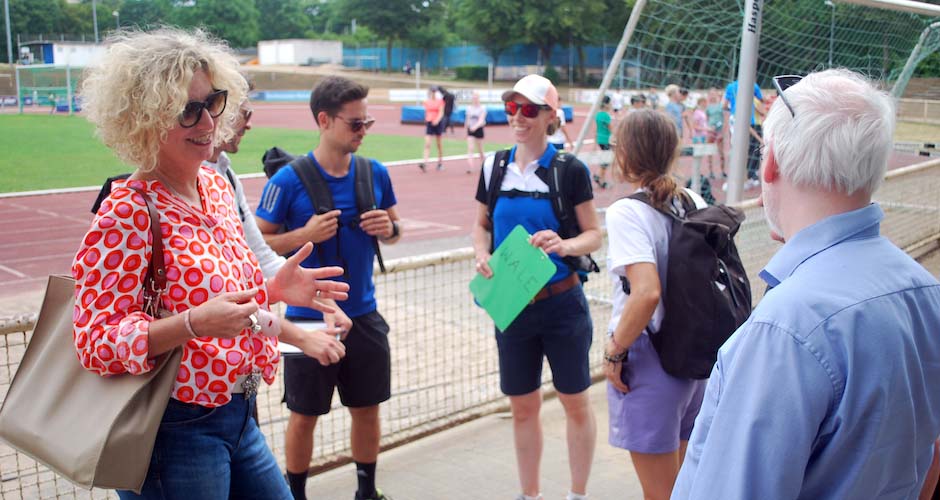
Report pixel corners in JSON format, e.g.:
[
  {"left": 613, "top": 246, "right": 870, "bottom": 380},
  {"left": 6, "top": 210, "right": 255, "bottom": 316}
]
[{"left": 0, "top": 101, "right": 927, "bottom": 304}]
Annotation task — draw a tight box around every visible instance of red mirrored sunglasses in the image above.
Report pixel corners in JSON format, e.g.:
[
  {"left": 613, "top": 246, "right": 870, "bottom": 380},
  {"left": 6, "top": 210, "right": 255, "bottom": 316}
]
[{"left": 504, "top": 100, "right": 551, "bottom": 118}]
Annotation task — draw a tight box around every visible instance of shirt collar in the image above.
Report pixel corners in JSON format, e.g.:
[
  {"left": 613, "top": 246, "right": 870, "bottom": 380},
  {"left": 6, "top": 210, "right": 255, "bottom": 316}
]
[
  {"left": 759, "top": 203, "right": 884, "bottom": 288},
  {"left": 507, "top": 143, "right": 558, "bottom": 170}
]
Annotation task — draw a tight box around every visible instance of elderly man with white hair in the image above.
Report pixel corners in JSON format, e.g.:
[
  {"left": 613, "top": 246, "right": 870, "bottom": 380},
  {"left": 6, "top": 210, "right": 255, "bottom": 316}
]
[{"left": 671, "top": 69, "right": 940, "bottom": 500}]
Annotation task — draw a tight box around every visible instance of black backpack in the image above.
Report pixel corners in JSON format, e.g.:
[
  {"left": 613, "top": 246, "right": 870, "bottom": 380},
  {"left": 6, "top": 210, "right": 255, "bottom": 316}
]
[
  {"left": 621, "top": 190, "right": 751, "bottom": 379},
  {"left": 486, "top": 149, "right": 600, "bottom": 280},
  {"left": 262, "top": 147, "right": 386, "bottom": 273}
]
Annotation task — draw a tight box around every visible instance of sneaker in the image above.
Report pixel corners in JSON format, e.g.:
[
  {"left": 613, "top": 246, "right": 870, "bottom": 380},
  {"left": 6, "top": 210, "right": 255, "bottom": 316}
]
[
  {"left": 355, "top": 489, "right": 391, "bottom": 500},
  {"left": 513, "top": 495, "right": 543, "bottom": 500},
  {"left": 436, "top": 163, "right": 444, "bottom": 171},
  {"left": 592, "top": 174, "right": 602, "bottom": 187},
  {"left": 418, "top": 163, "right": 427, "bottom": 173},
  {"left": 721, "top": 181, "right": 728, "bottom": 192},
  {"left": 744, "top": 178, "right": 760, "bottom": 189}
]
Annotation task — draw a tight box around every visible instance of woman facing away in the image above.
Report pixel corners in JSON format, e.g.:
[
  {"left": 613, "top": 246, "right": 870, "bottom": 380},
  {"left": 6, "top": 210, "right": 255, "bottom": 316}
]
[
  {"left": 602, "top": 109, "right": 708, "bottom": 500},
  {"left": 74, "top": 27, "right": 349, "bottom": 499},
  {"left": 471, "top": 74, "right": 602, "bottom": 500}
]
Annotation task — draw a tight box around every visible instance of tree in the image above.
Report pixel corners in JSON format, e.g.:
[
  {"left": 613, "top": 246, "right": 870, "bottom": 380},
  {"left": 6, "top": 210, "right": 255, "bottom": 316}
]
[
  {"left": 452, "top": 0, "right": 518, "bottom": 69},
  {"left": 340, "top": 0, "right": 441, "bottom": 72},
  {"left": 521, "top": 0, "right": 605, "bottom": 72},
  {"left": 178, "top": 0, "right": 260, "bottom": 48},
  {"left": 120, "top": 0, "right": 174, "bottom": 30},
  {"left": 256, "top": 0, "right": 314, "bottom": 41}
]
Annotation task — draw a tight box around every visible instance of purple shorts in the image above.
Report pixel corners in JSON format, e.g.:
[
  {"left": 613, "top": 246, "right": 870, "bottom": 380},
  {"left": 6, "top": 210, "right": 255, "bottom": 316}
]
[{"left": 607, "top": 333, "right": 706, "bottom": 454}]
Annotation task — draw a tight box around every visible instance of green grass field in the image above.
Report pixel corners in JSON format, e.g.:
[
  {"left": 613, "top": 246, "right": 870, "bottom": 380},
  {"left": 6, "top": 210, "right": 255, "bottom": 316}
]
[{"left": 0, "top": 115, "right": 509, "bottom": 193}]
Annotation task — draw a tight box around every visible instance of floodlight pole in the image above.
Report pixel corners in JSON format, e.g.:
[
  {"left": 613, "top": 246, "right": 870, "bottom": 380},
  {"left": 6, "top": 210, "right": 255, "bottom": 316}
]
[
  {"left": 4, "top": 0, "right": 11, "bottom": 64},
  {"left": 726, "top": 0, "right": 764, "bottom": 204},
  {"left": 572, "top": 0, "right": 648, "bottom": 157},
  {"left": 92, "top": 0, "right": 99, "bottom": 44}
]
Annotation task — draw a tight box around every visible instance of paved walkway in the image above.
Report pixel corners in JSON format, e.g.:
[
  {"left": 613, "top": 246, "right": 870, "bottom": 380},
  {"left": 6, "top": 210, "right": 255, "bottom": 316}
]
[{"left": 304, "top": 382, "right": 643, "bottom": 500}]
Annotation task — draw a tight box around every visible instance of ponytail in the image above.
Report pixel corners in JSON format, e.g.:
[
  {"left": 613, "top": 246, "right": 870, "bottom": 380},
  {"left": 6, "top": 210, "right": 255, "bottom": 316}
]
[{"left": 613, "top": 109, "right": 681, "bottom": 208}]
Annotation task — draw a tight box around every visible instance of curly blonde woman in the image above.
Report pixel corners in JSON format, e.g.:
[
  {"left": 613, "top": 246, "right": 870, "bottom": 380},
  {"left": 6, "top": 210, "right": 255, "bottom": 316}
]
[{"left": 76, "top": 28, "right": 349, "bottom": 499}]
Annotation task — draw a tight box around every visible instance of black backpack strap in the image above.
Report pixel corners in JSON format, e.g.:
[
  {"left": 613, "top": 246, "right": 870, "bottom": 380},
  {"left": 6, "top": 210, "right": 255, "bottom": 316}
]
[
  {"left": 290, "top": 155, "right": 334, "bottom": 215},
  {"left": 486, "top": 150, "right": 511, "bottom": 252},
  {"left": 548, "top": 151, "right": 578, "bottom": 239},
  {"left": 90, "top": 173, "right": 132, "bottom": 214},
  {"left": 223, "top": 169, "right": 246, "bottom": 222},
  {"left": 352, "top": 155, "right": 385, "bottom": 273},
  {"left": 550, "top": 152, "right": 600, "bottom": 276}
]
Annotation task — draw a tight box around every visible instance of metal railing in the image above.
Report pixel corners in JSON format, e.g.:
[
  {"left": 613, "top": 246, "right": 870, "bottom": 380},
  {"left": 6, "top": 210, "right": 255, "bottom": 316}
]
[{"left": 1, "top": 160, "right": 939, "bottom": 499}]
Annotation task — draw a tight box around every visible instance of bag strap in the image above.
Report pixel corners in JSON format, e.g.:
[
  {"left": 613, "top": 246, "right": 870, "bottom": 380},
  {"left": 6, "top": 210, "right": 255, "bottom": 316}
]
[
  {"left": 548, "top": 151, "right": 577, "bottom": 238},
  {"left": 486, "top": 149, "right": 511, "bottom": 252},
  {"left": 222, "top": 169, "right": 246, "bottom": 222},
  {"left": 128, "top": 187, "right": 166, "bottom": 316},
  {"left": 353, "top": 155, "right": 386, "bottom": 273},
  {"left": 290, "top": 155, "right": 334, "bottom": 215}
]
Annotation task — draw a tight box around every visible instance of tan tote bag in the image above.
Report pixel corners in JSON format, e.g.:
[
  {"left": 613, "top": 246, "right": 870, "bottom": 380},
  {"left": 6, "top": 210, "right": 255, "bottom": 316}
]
[{"left": 0, "top": 188, "right": 182, "bottom": 493}]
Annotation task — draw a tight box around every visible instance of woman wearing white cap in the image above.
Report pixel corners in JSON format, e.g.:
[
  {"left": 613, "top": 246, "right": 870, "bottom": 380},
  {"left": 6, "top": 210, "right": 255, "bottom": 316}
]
[{"left": 471, "top": 74, "right": 602, "bottom": 500}]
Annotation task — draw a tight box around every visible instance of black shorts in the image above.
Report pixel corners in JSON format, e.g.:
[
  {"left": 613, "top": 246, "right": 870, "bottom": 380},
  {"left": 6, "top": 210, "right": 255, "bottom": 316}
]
[
  {"left": 282, "top": 311, "right": 391, "bottom": 416},
  {"left": 425, "top": 121, "right": 444, "bottom": 136},
  {"left": 467, "top": 126, "right": 484, "bottom": 139}
]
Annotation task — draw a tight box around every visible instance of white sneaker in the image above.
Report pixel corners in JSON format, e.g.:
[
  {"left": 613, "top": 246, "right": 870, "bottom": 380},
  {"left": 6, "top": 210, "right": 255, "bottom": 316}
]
[
  {"left": 745, "top": 179, "right": 760, "bottom": 189},
  {"left": 721, "top": 181, "right": 728, "bottom": 192}
]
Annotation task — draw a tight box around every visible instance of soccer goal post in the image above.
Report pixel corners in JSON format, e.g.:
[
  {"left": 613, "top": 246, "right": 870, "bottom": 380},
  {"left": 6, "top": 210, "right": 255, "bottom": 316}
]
[
  {"left": 15, "top": 64, "right": 82, "bottom": 115},
  {"left": 572, "top": 0, "right": 940, "bottom": 203}
]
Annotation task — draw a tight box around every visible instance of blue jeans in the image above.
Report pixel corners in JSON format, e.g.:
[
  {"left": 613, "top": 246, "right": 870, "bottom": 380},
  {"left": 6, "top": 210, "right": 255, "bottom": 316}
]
[{"left": 118, "top": 395, "right": 291, "bottom": 500}]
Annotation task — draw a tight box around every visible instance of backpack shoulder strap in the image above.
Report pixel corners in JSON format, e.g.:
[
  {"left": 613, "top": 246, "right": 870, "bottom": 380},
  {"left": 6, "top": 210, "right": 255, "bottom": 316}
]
[
  {"left": 486, "top": 150, "right": 511, "bottom": 216},
  {"left": 352, "top": 155, "right": 386, "bottom": 273},
  {"left": 222, "top": 169, "right": 246, "bottom": 222},
  {"left": 352, "top": 155, "right": 377, "bottom": 214},
  {"left": 485, "top": 149, "right": 511, "bottom": 253},
  {"left": 549, "top": 151, "right": 579, "bottom": 238},
  {"left": 290, "top": 155, "right": 334, "bottom": 215}
]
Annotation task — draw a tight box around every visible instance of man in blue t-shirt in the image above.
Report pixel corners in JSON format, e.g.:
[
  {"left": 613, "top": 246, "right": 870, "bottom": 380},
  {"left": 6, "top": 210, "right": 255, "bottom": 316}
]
[
  {"left": 723, "top": 79, "right": 764, "bottom": 187},
  {"left": 256, "top": 76, "right": 400, "bottom": 500}
]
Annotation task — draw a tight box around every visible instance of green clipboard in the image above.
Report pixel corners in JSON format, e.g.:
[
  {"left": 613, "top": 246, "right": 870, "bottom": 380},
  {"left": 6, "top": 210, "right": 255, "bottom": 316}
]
[{"left": 469, "top": 225, "right": 557, "bottom": 331}]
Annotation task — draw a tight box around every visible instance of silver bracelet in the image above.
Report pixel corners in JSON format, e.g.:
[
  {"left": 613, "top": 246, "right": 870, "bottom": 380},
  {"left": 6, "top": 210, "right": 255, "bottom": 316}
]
[{"left": 183, "top": 309, "right": 199, "bottom": 338}]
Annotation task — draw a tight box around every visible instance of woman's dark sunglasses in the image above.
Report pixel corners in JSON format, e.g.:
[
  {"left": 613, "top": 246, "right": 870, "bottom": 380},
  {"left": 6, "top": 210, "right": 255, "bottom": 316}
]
[
  {"left": 179, "top": 89, "right": 228, "bottom": 128},
  {"left": 772, "top": 75, "right": 802, "bottom": 118},
  {"left": 334, "top": 115, "right": 376, "bottom": 133},
  {"left": 504, "top": 100, "right": 551, "bottom": 118}
]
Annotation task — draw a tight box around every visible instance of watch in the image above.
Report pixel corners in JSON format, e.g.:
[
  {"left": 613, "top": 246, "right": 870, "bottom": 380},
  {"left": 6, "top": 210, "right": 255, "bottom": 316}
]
[{"left": 384, "top": 220, "right": 400, "bottom": 240}]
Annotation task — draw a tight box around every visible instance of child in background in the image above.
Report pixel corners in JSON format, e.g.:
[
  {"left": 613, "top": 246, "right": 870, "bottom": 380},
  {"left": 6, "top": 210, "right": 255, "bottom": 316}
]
[
  {"left": 594, "top": 95, "right": 614, "bottom": 189},
  {"left": 692, "top": 97, "right": 708, "bottom": 144},
  {"left": 705, "top": 88, "right": 726, "bottom": 179}
]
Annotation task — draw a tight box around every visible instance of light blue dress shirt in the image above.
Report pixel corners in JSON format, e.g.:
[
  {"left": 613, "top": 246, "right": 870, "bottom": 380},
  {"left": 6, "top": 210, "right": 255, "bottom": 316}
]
[{"left": 673, "top": 203, "right": 940, "bottom": 500}]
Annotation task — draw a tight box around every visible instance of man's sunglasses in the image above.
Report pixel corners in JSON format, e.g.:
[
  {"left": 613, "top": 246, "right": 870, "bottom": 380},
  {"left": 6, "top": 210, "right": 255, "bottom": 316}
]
[
  {"left": 179, "top": 89, "right": 227, "bottom": 128},
  {"left": 334, "top": 115, "right": 375, "bottom": 132},
  {"left": 504, "top": 101, "right": 551, "bottom": 118},
  {"left": 772, "top": 75, "right": 803, "bottom": 118}
]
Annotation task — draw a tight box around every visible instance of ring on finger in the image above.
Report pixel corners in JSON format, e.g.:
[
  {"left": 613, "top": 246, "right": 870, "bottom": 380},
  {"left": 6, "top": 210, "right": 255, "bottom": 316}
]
[
  {"left": 315, "top": 289, "right": 322, "bottom": 298},
  {"left": 248, "top": 313, "right": 261, "bottom": 335}
]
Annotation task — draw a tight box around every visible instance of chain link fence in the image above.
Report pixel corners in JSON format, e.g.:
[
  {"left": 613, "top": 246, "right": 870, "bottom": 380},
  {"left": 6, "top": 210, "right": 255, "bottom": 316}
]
[{"left": 1, "top": 160, "right": 938, "bottom": 499}]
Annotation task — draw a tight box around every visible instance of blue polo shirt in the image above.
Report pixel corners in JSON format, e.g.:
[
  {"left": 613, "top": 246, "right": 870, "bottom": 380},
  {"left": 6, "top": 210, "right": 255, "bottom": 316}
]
[
  {"left": 673, "top": 204, "right": 940, "bottom": 499},
  {"left": 256, "top": 153, "right": 397, "bottom": 320},
  {"left": 475, "top": 144, "right": 593, "bottom": 284},
  {"left": 724, "top": 81, "right": 763, "bottom": 125}
]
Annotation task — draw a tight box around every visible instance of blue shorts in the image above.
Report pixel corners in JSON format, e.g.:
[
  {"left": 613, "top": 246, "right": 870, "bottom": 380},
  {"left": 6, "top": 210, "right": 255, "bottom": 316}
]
[
  {"left": 607, "top": 333, "right": 706, "bottom": 454},
  {"left": 495, "top": 286, "right": 593, "bottom": 396},
  {"left": 426, "top": 121, "right": 444, "bottom": 136}
]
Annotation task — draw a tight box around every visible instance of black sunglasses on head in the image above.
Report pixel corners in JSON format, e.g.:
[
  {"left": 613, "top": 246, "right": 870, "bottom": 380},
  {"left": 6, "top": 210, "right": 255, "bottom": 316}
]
[
  {"left": 772, "top": 75, "right": 803, "bottom": 118},
  {"left": 504, "top": 100, "right": 551, "bottom": 118},
  {"left": 333, "top": 115, "right": 376, "bottom": 133},
  {"left": 179, "top": 89, "right": 228, "bottom": 128}
]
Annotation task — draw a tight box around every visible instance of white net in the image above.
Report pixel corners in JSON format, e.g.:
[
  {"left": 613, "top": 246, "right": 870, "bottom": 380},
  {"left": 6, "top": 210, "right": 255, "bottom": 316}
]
[{"left": 615, "top": 0, "right": 939, "bottom": 92}]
